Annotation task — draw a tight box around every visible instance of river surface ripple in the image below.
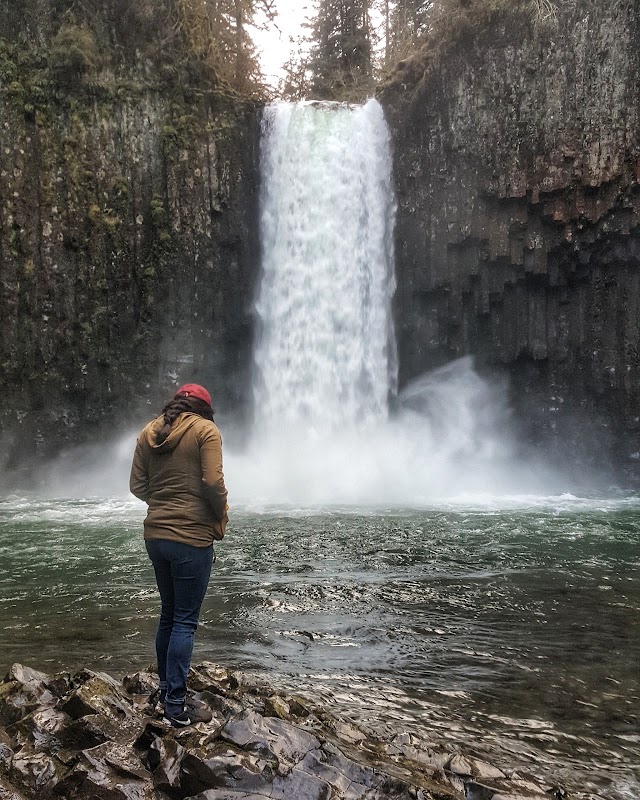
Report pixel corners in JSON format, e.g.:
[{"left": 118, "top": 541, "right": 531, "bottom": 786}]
[{"left": 0, "top": 494, "right": 638, "bottom": 799}]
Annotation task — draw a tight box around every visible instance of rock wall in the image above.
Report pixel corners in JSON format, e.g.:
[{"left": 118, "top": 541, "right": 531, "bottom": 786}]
[
  {"left": 381, "top": 0, "right": 640, "bottom": 482},
  {"left": 0, "top": 1, "right": 261, "bottom": 483}
]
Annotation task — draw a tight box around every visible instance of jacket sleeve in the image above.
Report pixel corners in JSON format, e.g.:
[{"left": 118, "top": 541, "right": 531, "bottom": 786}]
[
  {"left": 129, "top": 436, "right": 150, "bottom": 502},
  {"left": 199, "top": 424, "right": 228, "bottom": 523}
]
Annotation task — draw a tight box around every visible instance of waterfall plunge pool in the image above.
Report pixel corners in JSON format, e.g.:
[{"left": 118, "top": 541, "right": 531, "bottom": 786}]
[{"left": 1, "top": 494, "right": 638, "bottom": 800}]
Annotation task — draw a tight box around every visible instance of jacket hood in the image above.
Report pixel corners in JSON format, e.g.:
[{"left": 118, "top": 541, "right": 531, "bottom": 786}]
[{"left": 144, "top": 413, "right": 203, "bottom": 453}]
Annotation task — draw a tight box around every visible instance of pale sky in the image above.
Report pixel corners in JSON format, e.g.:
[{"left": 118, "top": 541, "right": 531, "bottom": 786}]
[{"left": 251, "top": 1, "right": 317, "bottom": 87}]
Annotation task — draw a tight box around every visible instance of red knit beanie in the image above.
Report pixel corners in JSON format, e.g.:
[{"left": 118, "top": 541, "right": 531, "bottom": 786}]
[{"left": 175, "top": 383, "right": 212, "bottom": 407}]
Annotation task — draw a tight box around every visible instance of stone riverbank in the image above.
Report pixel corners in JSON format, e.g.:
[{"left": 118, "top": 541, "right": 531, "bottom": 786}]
[{"left": 0, "top": 662, "right": 568, "bottom": 800}]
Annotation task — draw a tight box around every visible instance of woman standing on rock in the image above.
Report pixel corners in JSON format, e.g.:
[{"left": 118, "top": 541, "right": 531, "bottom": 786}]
[{"left": 129, "top": 383, "right": 228, "bottom": 727}]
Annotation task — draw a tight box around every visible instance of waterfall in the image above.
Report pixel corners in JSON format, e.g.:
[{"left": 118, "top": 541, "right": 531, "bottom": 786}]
[
  {"left": 221, "top": 100, "right": 557, "bottom": 507},
  {"left": 254, "top": 100, "right": 397, "bottom": 431}
]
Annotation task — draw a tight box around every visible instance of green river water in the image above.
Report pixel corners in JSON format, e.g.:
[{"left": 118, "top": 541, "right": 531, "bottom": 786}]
[{"left": 0, "top": 494, "right": 638, "bottom": 799}]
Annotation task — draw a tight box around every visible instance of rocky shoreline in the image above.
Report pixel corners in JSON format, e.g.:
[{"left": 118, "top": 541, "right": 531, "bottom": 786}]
[{"left": 0, "top": 662, "right": 566, "bottom": 799}]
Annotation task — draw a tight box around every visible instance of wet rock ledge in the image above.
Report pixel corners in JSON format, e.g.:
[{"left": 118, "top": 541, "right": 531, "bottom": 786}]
[{"left": 0, "top": 662, "right": 561, "bottom": 800}]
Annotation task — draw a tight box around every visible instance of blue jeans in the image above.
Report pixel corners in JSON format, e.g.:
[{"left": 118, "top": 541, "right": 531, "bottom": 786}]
[{"left": 145, "top": 539, "right": 213, "bottom": 716}]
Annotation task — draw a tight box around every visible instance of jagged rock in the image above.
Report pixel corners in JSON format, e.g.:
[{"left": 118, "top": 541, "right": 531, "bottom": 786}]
[
  {"left": 188, "top": 793, "right": 270, "bottom": 800},
  {"left": 0, "top": 681, "right": 55, "bottom": 729},
  {"left": 8, "top": 743, "right": 60, "bottom": 796},
  {"left": 46, "top": 675, "right": 71, "bottom": 700},
  {"left": 221, "top": 709, "right": 321, "bottom": 773},
  {"left": 466, "top": 783, "right": 499, "bottom": 800},
  {"left": 147, "top": 737, "right": 185, "bottom": 793},
  {"left": 491, "top": 795, "right": 543, "bottom": 800},
  {"left": 470, "top": 759, "right": 506, "bottom": 781},
  {"left": 283, "top": 696, "right": 312, "bottom": 719},
  {"left": 388, "top": 733, "right": 449, "bottom": 766},
  {"left": 205, "top": 694, "right": 246, "bottom": 721},
  {"left": 511, "top": 775, "right": 555, "bottom": 794},
  {"left": 122, "top": 671, "right": 158, "bottom": 699},
  {"left": 314, "top": 741, "right": 381, "bottom": 791},
  {"left": 5, "top": 668, "right": 48, "bottom": 693},
  {"left": 55, "top": 741, "right": 154, "bottom": 800},
  {"left": 448, "top": 753, "right": 473, "bottom": 776},
  {"left": 227, "top": 673, "right": 272, "bottom": 697},
  {"left": 180, "top": 742, "right": 273, "bottom": 797},
  {"left": 6, "top": 707, "right": 71, "bottom": 752},
  {"left": 0, "top": 664, "right": 555, "bottom": 800},
  {"left": 83, "top": 742, "right": 151, "bottom": 782},
  {"left": 296, "top": 748, "right": 352, "bottom": 795},
  {"left": 61, "top": 672, "right": 135, "bottom": 722},
  {"left": 0, "top": 743, "right": 13, "bottom": 775},
  {"left": 263, "top": 695, "right": 290, "bottom": 720},
  {"left": 189, "top": 663, "right": 235, "bottom": 694},
  {"left": 330, "top": 720, "right": 367, "bottom": 746},
  {"left": 446, "top": 774, "right": 465, "bottom": 794},
  {"left": 56, "top": 766, "right": 154, "bottom": 800},
  {"left": 0, "top": 776, "right": 28, "bottom": 800},
  {"left": 270, "top": 765, "right": 333, "bottom": 800}
]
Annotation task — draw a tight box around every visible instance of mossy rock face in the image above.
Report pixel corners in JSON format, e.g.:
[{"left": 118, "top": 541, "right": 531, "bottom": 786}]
[
  {"left": 49, "top": 23, "right": 100, "bottom": 90},
  {"left": 0, "top": 3, "right": 262, "bottom": 483}
]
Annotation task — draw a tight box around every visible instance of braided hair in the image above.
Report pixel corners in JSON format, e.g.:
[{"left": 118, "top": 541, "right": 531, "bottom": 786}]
[{"left": 155, "top": 395, "right": 214, "bottom": 445}]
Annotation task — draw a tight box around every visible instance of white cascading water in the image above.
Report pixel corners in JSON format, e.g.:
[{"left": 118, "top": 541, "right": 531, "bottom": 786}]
[
  {"left": 223, "top": 99, "right": 556, "bottom": 507},
  {"left": 254, "top": 100, "right": 397, "bottom": 429}
]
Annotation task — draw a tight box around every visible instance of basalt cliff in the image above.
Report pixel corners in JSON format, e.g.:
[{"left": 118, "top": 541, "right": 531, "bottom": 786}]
[
  {"left": 0, "top": 0, "right": 260, "bottom": 480},
  {"left": 380, "top": 0, "right": 640, "bottom": 481}
]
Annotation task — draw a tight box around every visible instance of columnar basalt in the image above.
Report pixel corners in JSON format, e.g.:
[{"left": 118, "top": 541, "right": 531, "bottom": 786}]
[
  {"left": 0, "top": 1, "right": 260, "bottom": 482},
  {"left": 381, "top": 0, "right": 640, "bottom": 481}
]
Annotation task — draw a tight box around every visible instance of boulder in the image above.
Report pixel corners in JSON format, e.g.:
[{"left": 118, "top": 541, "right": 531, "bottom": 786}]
[
  {"left": 0, "top": 776, "right": 29, "bottom": 800},
  {"left": 8, "top": 743, "right": 60, "bottom": 796},
  {"left": 61, "top": 672, "right": 134, "bottom": 722},
  {"left": 221, "top": 710, "right": 321, "bottom": 773}
]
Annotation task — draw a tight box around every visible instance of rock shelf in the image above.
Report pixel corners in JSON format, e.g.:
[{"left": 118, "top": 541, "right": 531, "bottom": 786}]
[{"left": 0, "top": 662, "right": 563, "bottom": 799}]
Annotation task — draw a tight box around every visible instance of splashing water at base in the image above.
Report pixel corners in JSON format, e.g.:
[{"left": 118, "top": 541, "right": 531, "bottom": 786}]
[{"left": 228, "top": 355, "right": 556, "bottom": 506}]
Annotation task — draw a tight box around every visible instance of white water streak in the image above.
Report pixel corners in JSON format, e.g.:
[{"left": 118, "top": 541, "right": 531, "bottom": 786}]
[{"left": 254, "top": 100, "right": 397, "bottom": 429}]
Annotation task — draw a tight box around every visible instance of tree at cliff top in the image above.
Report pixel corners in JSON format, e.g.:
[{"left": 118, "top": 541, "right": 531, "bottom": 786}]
[
  {"left": 0, "top": 0, "right": 274, "bottom": 97},
  {"left": 174, "top": 0, "right": 276, "bottom": 95},
  {"left": 279, "top": 37, "right": 313, "bottom": 101},
  {"left": 308, "top": 0, "right": 374, "bottom": 101},
  {"left": 382, "top": 0, "right": 432, "bottom": 67},
  {"left": 374, "top": 0, "right": 562, "bottom": 80}
]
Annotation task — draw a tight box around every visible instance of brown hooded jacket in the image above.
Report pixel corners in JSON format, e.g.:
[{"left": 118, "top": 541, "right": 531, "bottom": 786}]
[{"left": 129, "top": 412, "right": 228, "bottom": 546}]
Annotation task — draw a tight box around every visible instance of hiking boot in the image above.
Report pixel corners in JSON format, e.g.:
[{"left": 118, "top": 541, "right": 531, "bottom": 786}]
[{"left": 162, "top": 698, "right": 213, "bottom": 727}]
